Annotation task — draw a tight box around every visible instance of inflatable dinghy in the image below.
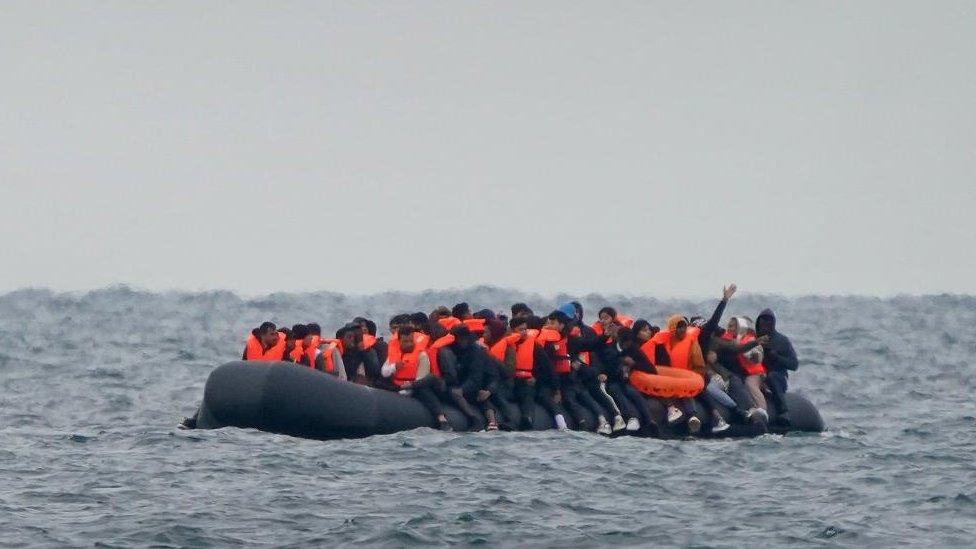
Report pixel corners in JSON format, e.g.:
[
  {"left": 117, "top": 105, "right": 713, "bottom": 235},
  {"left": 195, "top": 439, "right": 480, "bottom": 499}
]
[{"left": 192, "top": 361, "right": 825, "bottom": 440}]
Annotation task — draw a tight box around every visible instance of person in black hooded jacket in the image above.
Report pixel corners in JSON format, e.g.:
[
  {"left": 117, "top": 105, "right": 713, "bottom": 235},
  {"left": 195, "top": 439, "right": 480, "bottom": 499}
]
[
  {"left": 756, "top": 308, "right": 798, "bottom": 425},
  {"left": 755, "top": 309, "right": 798, "bottom": 390}
]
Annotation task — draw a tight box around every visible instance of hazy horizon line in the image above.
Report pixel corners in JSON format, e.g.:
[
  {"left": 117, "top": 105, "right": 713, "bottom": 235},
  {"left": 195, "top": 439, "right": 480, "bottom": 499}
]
[{"left": 2, "top": 283, "right": 972, "bottom": 302}]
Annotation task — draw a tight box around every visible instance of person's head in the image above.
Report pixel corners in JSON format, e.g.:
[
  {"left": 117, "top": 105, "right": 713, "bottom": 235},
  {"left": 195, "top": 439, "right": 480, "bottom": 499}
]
[
  {"left": 430, "top": 306, "right": 451, "bottom": 321},
  {"left": 570, "top": 301, "right": 584, "bottom": 322},
  {"left": 351, "top": 317, "right": 369, "bottom": 335},
  {"left": 409, "top": 312, "right": 430, "bottom": 333},
  {"left": 306, "top": 323, "right": 322, "bottom": 337},
  {"left": 736, "top": 316, "right": 755, "bottom": 337},
  {"left": 338, "top": 325, "right": 359, "bottom": 349},
  {"left": 547, "top": 310, "right": 572, "bottom": 333},
  {"left": 472, "top": 308, "right": 495, "bottom": 320},
  {"left": 291, "top": 323, "right": 310, "bottom": 342},
  {"left": 254, "top": 321, "right": 278, "bottom": 346},
  {"left": 616, "top": 326, "right": 635, "bottom": 350},
  {"left": 557, "top": 303, "right": 577, "bottom": 324},
  {"left": 511, "top": 302, "right": 533, "bottom": 318},
  {"left": 429, "top": 322, "right": 448, "bottom": 340},
  {"left": 398, "top": 327, "right": 416, "bottom": 353},
  {"left": 363, "top": 319, "right": 377, "bottom": 336},
  {"left": 509, "top": 316, "right": 528, "bottom": 333},
  {"left": 451, "top": 302, "right": 471, "bottom": 320},
  {"left": 666, "top": 315, "right": 688, "bottom": 341},
  {"left": 689, "top": 316, "right": 706, "bottom": 329},
  {"left": 278, "top": 326, "right": 295, "bottom": 352},
  {"left": 598, "top": 306, "right": 618, "bottom": 326},
  {"left": 706, "top": 350, "right": 718, "bottom": 364},
  {"left": 450, "top": 325, "right": 474, "bottom": 349},
  {"left": 631, "top": 319, "right": 650, "bottom": 342},
  {"left": 756, "top": 309, "right": 776, "bottom": 337},
  {"left": 726, "top": 317, "right": 739, "bottom": 335},
  {"left": 484, "top": 318, "right": 507, "bottom": 344},
  {"left": 390, "top": 313, "right": 410, "bottom": 334},
  {"left": 525, "top": 315, "right": 544, "bottom": 331}
]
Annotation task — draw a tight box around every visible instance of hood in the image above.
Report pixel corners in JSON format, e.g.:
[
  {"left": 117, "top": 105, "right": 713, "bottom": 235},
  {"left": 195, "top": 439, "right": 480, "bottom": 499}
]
[
  {"left": 756, "top": 308, "right": 777, "bottom": 335},
  {"left": 734, "top": 316, "right": 754, "bottom": 338},
  {"left": 666, "top": 314, "right": 687, "bottom": 332},
  {"left": 557, "top": 303, "right": 578, "bottom": 321}
]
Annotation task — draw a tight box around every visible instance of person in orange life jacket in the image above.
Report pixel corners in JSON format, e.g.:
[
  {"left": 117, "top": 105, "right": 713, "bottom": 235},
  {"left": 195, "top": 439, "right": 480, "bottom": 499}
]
[
  {"left": 654, "top": 315, "right": 706, "bottom": 432},
  {"left": 479, "top": 318, "right": 521, "bottom": 431},
  {"left": 277, "top": 326, "right": 296, "bottom": 360},
  {"left": 594, "top": 306, "right": 635, "bottom": 335},
  {"left": 556, "top": 303, "right": 619, "bottom": 434},
  {"left": 542, "top": 309, "right": 606, "bottom": 432},
  {"left": 284, "top": 323, "right": 310, "bottom": 363},
  {"left": 429, "top": 306, "right": 452, "bottom": 322},
  {"left": 379, "top": 327, "right": 452, "bottom": 431},
  {"left": 337, "top": 323, "right": 383, "bottom": 386},
  {"left": 425, "top": 322, "right": 484, "bottom": 429},
  {"left": 353, "top": 317, "right": 387, "bottom": 366},
  {"left": 511, "top": 302, "right": 533, "bottom": 319},
  {"left": 595, "top": 325, "right": 659, "bottom": 435},
  {"left": 756, "top": 309, "right": 797, "bottom": 426},
  {"left": 709, "top": 317, "right": 769, "bottom": 421},
  {"left": 510, "top": 315, "right": 568, "bottom": 430},
  {"left": 300, "top": 323, "right": 346, "bottom": 379},
  {"left": 717, "top": 316, "right": 769, "bottom": 417},
  {"left": 242, "top": 321, "right": 286, "bottom": 361},
  {"left": 449, "top": 325, "right": 503, "bottom": 431}
]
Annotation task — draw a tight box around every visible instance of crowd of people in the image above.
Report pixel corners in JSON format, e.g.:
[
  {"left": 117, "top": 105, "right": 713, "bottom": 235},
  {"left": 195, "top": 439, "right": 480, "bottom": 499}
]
[{"left": 209, "top": 285, "right": 799, "bottom": 435}]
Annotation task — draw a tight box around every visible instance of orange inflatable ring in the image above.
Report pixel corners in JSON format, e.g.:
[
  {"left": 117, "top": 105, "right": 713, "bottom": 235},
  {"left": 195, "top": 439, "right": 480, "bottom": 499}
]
[{"left": 630, "top": 367, "right": 704, "bottom": 399}]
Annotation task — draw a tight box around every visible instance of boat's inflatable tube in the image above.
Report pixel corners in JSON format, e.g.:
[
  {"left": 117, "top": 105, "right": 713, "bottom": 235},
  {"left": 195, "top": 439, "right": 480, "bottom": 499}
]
[
  {"left": 630, "top": 366, "right": 705, "bottom": 398},
  {"left": 194, "top": 361, "right": 824, "bottom": 440}
]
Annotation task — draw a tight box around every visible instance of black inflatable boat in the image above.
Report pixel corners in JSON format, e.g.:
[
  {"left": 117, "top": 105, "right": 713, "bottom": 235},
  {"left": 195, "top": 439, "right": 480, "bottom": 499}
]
[{"left": 191, "top": 361, "right": 825, "bottom": 440}]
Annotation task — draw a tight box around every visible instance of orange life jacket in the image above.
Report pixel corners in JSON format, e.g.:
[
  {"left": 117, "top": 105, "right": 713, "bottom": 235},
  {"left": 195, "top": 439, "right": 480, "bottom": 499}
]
[
  {"left": 591, "top": 314, "right": 635, "bottom": 336},
  {"left": 393, "top": 348, "right": 428, "bottom": 388},
  {"left": 721, "top": 331, "right": 765, "bottom": 376},
  {"left": 318, "top": 338, "right": 340, "bottom": 374},
  {"left": 245, "top": 332, "right": 286, "bottom": 362},
  {"left": 538, "top": 328, "right": 571, "bottom": 374},
  {"left": 426, "top": 334, "right": 454, "bottom": 377},
  {"left": 298, "top": 335, "right": 321, "bottom": 367},
  {"left": 514, "top": 329, "right": 540, "bottom": 379},
  {"left": 463, "top": 318, "right": 486, "bottom": 334},
  {"left": 387, "top": 331, "right": 429, "bottom": 364},
  {"left": 661, "top": 326, "right": 701, "bottom": 370},
  {"left": 361, "top": 333, "right": 377, "bottom": 350},
  {"left": 438, "top": 317, "right": 462, "bottom": 331},
  {"left": 639, "top": 333, "right": 666, "bottom": 365},
  {"left": 488, "top": 333, "right": 521, "bottom": 362}
]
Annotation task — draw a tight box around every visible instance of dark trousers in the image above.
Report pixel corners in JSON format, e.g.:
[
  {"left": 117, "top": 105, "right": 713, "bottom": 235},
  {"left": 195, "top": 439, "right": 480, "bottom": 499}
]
[
  {"left": 534, "top": 380, "right": 568, "bottom": 420},
  {"left": 556, "top": 372, "right": 591, "bottom": 424},
  {"left": 603, "top": 381, "right": 637, "bottom": 419},
  {"left": 727, "top": 375, "right": 755, "bottom": 417},
  {"left": 410, "top": 376, "right": 444, "bottom": 418},
  {"left": 490, "top": 380, "right": 521, "bottom": 429},
  {"left": 513, "top": 378, "right": 538, "bottom": 428},
  {"left": 764, "top": 371, "right": 790, "bottom": 414}
]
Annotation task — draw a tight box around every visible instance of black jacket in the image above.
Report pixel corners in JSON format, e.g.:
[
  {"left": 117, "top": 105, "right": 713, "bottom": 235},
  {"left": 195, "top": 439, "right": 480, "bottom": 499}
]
[
  {"left": 452, "top": 343, "right": 500, "bottom": 395},
  {"left": 596, "top": 340, "right": 654, "bottom": 381},
  {"left": 756, "top": 309, "right": 798, "bottom": 373}
]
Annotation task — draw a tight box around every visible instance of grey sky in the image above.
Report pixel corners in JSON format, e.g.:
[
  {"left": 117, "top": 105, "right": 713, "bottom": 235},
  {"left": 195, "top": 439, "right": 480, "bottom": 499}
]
[{"left": 2, "top": 1, "right": 973, "bottom": 297}]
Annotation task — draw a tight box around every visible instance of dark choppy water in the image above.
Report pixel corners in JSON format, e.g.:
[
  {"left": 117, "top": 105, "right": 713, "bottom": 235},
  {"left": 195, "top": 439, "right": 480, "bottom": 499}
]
[{"left": 1, "top": 286, "right": 974, "bottom": 547}]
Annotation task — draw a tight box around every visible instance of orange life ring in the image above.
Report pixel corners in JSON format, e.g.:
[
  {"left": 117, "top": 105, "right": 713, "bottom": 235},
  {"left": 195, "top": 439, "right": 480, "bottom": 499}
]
[{"left": 629, "top": 367, "right": 704, "bottom": 399}]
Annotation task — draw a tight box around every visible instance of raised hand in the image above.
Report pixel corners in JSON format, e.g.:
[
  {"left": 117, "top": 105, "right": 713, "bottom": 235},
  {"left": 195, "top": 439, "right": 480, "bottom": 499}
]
[{"left": 723, "top": 284, "right": 738, "bottom": 301}]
